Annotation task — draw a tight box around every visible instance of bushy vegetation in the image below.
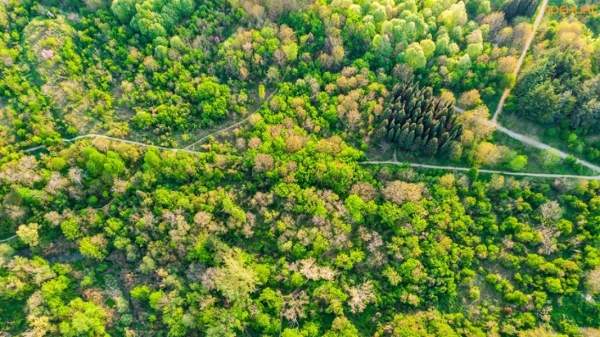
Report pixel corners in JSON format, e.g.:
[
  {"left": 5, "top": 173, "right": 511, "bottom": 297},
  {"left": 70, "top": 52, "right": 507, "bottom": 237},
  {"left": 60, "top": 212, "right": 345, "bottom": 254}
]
[
  {"left": 506, "top": 14, "right": 600, "bottom": 164},
  {"left": 0, "top": 0, "right": 599, "bottom": 336},
  {"left": 2, "top": 141, "right": 600, "bottom": 336}
]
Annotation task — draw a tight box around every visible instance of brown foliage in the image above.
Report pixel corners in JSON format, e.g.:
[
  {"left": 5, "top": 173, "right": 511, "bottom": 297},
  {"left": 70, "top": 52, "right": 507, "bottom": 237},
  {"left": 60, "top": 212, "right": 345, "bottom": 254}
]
[
  {"left": 254, "top": 153, "right": 274, "bottom": 172},
  {"left": 382, "top": 181, "right": 424, "bottom": 204}
]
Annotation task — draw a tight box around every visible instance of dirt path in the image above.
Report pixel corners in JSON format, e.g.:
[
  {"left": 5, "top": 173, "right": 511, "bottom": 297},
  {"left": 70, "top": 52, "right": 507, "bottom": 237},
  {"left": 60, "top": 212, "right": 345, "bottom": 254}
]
[
  {"left": 20, "top": 43, "right": 599, "bottom": 181},
  {"left": 183, "top": 116, "right": 252, "bottom": 150},
  {"left": 23, "top": 134, "right": 202, "bottom": 155},
  {"left": 454, "top": 108, "right": 600, "bottom": 173},
  {"left": 0, "top": 235, "right": 17, "bottom": 243},
  {"left": 361, "top": 161, "right": 600, "bottom": 180},
  {"left": 495, "top": 124, "right": 600, "bottom": 173},
  {"left": 492, "top": 0, "right": 549, "bottom": 122},
  {"left": 23, "top": 84, "right": 281, "bottom": 154},
  {"left": 21, "top": 131, "right": 599, "bottom": 179}
]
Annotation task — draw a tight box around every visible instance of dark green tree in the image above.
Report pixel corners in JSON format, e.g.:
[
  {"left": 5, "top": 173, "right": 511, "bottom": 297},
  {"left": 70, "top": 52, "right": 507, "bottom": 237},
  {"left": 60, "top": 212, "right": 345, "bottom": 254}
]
[{"left": 380, "top": 79, "right": 462, "bottom": 156}]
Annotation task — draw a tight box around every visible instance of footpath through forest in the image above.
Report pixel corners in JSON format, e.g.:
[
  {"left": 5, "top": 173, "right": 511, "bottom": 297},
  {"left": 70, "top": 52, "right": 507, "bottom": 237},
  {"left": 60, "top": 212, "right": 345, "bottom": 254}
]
[
  {"left": 17, "top": 0, "right": 599, "bottom": 180},
  {"left": 361, "top": 161, "right": 600, "bottom": 180},
  {"left": 495, "top": 124, "right": 600, "bottom": 173},
  {"left": 453, "top": 0, "right": 600, "bottom": 176},
  {"left": 491, "top": 0, "right": 549, "bottom": 122},
  {"left": 455, "top": 105, "right": 600, "bottom": 174},
  {"left": 21, "top": 129, "right": 600, "bottom": 180},
  {"left": 482, "top": 0, "right": 600, "bottom": 174}
]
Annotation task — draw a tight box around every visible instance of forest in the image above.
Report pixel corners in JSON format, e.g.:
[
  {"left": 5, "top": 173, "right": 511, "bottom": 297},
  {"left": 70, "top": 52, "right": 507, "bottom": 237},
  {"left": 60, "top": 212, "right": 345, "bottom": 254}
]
[{"left": 0, "top": 0, "right": 599, "bottom": 336}]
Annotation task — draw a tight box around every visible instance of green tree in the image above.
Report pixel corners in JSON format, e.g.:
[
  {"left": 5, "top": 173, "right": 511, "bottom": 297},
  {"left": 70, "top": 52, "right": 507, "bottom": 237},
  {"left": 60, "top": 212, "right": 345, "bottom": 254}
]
[
  {"left": 111, "top": 0, "right": 136, "bottom": 23},
  {"left": 405, "top": 43, "right": 427, "bottom": 69},
  {"left": 509, "top": 155, "right": 528, "bottom": 171},
  {"left": 59, "top": 298, "right": 109, "bottom": 337},
  {"left": 79, "top": 235, "right": 108, "bottom": 261}
]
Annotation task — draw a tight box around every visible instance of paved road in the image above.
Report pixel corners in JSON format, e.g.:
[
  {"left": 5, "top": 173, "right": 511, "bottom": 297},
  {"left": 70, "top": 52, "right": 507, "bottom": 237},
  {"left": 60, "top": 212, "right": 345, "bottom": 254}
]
[
  {"left": 492, "top": 0, "right": 549, "bottom": 122},
  {"left": 361, "top": 161, "right": 600, "bottom": 180}
]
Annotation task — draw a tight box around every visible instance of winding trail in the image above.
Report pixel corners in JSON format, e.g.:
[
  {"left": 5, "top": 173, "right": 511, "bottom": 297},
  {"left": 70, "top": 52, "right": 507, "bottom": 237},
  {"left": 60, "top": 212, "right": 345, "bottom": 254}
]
[
  {"left": 450, "top": 0, "right": 599, "bottom": 175},
  {"left": 23, "top": 89, "right": 282, "bottom": 155},
  {"left": 20, "top": 131, "right": 599, "bottom": 180},
  {"left": 24, "top": 134, "right": 202, "bottom": 155},
  {"left": 455, "top": 108, "right": 600, "bottom": 174},
  {"left": 495, "top": 124, "right": 600, "bottom": 172},
  {"left": 492, "top": 0, "right": 549, "bottom": 122},
  {"left": 183, "top": 116, "right": 252, "bottom": 150}
]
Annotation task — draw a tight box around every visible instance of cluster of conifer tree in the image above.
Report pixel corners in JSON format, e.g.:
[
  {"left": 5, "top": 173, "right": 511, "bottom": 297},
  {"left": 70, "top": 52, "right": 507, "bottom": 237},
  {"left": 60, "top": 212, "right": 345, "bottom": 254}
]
[
  {"left": 503, "top": 0, "right": 537, "bottom": 21},
  {"left": 381, "top": 80, "right": 463, "bottom": 156}
]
